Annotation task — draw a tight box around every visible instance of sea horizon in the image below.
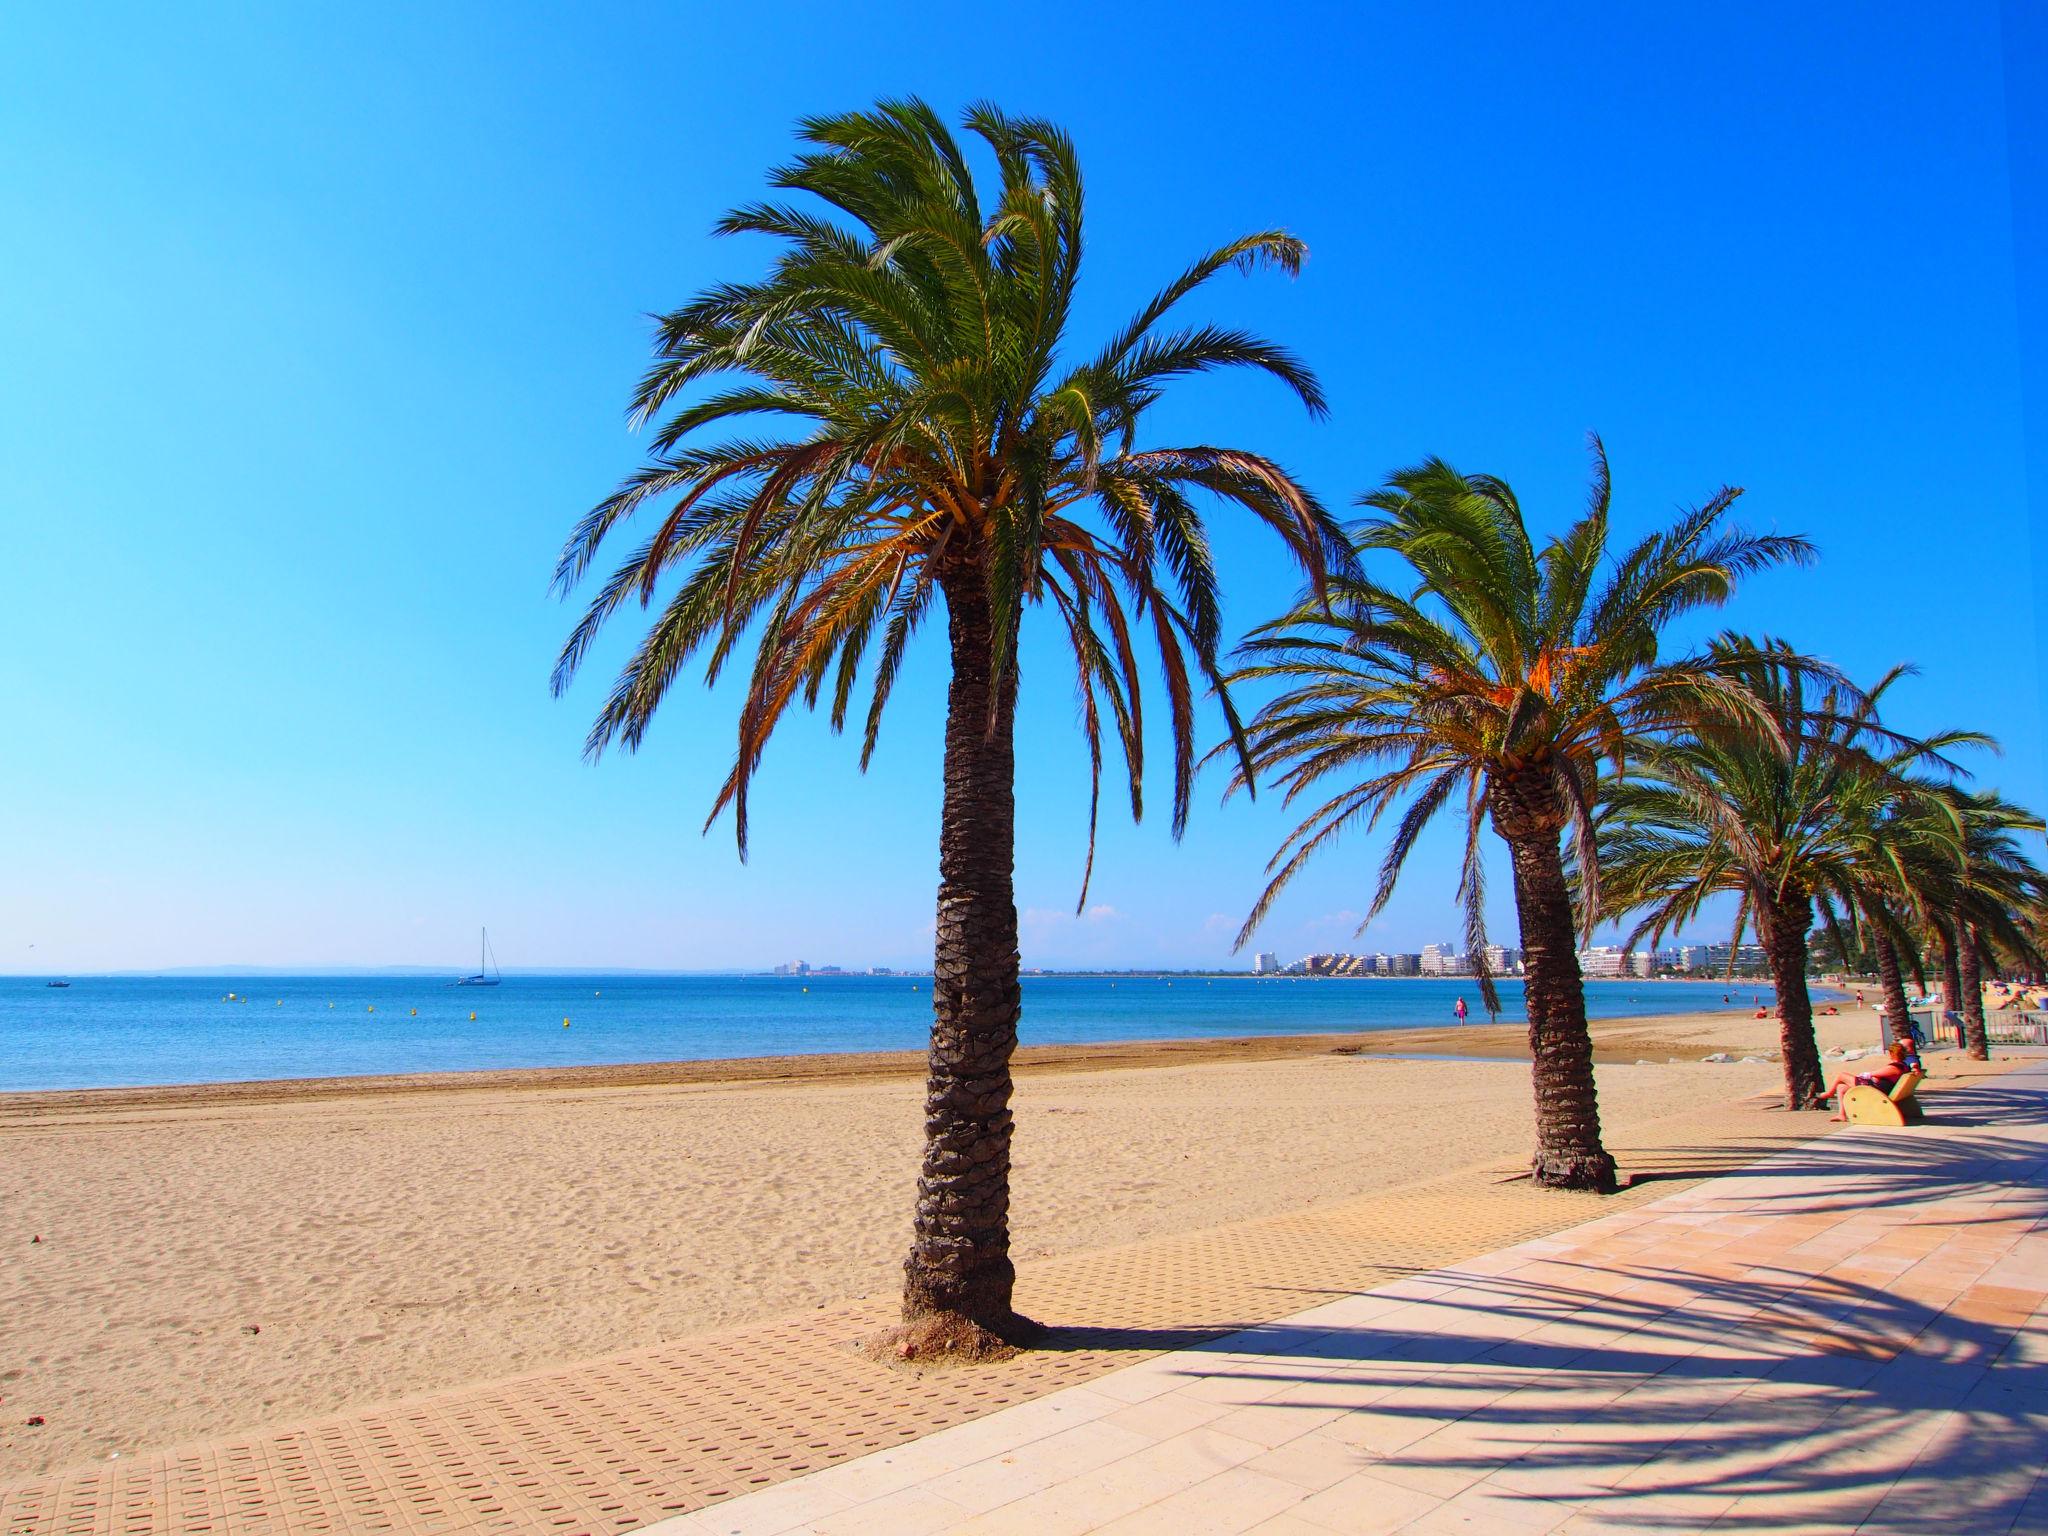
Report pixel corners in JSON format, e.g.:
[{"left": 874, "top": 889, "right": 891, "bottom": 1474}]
[{"left": 3, "top": 971, "right": 1826, "bottom": 1095}]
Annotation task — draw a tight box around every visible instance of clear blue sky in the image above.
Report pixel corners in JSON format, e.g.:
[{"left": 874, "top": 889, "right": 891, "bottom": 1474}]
[{"left": 2, "top": 2, "right": 2040, "bottom": 974}]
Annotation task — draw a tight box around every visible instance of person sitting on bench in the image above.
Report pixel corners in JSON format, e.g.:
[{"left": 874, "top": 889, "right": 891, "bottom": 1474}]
[{"left": 1827, "top": 1041, "right": 1919, "bottom": 1122}]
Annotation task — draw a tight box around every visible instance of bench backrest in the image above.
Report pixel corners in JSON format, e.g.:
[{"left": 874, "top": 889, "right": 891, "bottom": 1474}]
[{"left": 1890, "top": 1069, "right": 1924, "bottom": 1103}]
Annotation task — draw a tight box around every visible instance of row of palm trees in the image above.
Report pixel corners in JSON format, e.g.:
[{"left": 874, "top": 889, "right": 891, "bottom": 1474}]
[
  {"left": 550, "top": 102, "right": 2047, "bottom": 1354},
  {"left": 1228, "top": 493, "right": 2047, "bottom": 1162}
]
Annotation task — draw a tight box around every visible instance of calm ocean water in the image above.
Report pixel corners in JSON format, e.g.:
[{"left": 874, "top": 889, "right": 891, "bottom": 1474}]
[
  {"left": 0, "top": 973, "right": 1809, "bottom": 1093},
  {"left": 0, "top": 974, "right": 1810, "bottom": 1097}
]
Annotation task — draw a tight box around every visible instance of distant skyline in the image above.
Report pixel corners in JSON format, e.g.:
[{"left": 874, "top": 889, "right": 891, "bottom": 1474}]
[{"left": 4, "top": 2, "right": 2043, "bottom": 975}]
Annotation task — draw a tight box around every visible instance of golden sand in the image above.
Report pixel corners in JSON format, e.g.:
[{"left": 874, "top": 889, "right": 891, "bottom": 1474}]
[{"left": 0, "top": 1004, "right": 1898, "bottom": 1478}]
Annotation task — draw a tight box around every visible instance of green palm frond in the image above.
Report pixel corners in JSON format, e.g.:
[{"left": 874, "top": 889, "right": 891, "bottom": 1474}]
[
  {"left": 554, "top": 100, "right": 1341, "bottom": 895},
  {"left": 1227, "top": 442, "right": 1807, "bottom": 959},
  {"left": 1593, "top": 638, "right": 1958, "bottom": 958}
]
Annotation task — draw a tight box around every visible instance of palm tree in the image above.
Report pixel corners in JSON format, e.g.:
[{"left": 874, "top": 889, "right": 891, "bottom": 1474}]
[
  {"left": 1226, "top": 444, "right": 1810, "bottom": 1189},
  {"left": 1595, "top": 646, "right": 1959, "bottom": 1109},
  {"left": 1834, "top": 769, "right": 1976, "bottom": 1046},
  {"left": 1932, "top": 790, "right": 2046, "bottom": 1057},
  {"left": 550, "top": 101, "right": 1345, "bottom": 1351}
]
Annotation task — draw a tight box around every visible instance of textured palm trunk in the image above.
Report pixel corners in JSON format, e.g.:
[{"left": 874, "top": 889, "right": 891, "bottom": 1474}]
[
  {"left": 1958, "top": 919, "right": 1989, "bottom": 1060},
  {"left": 1873, "top": 931, "right": 1914, "bottom": 1047},
  {"left": 1937, "top": 929, "right": 1964, "bottom": 1049},
  {"left": 1493, "top": 766, "right": 1616, "bottom": 1192},
  {"left": 1757, "top": 886, "right": 1826, "bottom": 1109},
  {"left": 900, "top": 562, "right": 1029, "bottom": 1342}
]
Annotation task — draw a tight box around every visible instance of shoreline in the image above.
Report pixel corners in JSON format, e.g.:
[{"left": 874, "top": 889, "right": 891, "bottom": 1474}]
[{"left": 0, "top": 1005, "right": 1818, "bottom": 1119}]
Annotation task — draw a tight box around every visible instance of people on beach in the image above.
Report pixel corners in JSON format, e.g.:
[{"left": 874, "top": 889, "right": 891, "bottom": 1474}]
[
  {"left": 1454, "top": 996, "right": 1468, "bottom": 1024},
  {"left": 1826, "top": 1041, "right": 1919, "bottom": 1121}
]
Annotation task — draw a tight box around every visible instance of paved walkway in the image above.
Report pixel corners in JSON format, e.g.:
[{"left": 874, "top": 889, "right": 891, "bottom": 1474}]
[{"left": 647, "top": 1059, "right": 2048, "bottom": 1536}]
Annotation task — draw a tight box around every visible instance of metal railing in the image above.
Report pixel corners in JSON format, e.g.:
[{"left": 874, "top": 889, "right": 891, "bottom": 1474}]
[
  {"left": 1881, "top": 1006, "right": 2048, "bottom": 1048},
  {"left": 1985, "top": 1008, "right": 2048, "bottom": 1046}
]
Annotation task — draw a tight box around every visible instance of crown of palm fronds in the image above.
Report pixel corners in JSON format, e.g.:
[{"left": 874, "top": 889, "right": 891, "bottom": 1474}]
[
  {"left": 551, "top": 100, "right": 1347, "bottom": 898},
  {"left": 1595, "top": 639, "right": 1979, "bottom": 967},
  {"left": 1910, "top": 787, "right": 2048, "bottom": 967},
  {"left": 1224, "top": 439, "right": 1812, "bottom": 1011}
]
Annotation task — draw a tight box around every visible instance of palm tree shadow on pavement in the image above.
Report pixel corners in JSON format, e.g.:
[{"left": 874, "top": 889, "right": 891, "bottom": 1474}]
[{"left": 1008, "top": 1071, "right": 2048, "bottom": 1529}]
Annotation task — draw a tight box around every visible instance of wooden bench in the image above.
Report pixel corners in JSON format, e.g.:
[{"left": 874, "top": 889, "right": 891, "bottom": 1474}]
[{"left": 1841, "top": 1067, "right": 1925, "bottom": 1127}]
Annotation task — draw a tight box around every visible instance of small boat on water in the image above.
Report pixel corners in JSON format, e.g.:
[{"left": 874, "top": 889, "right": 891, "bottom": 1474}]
[
  {"left": 46, "top": 979, "right": 70, "bottom": 988},
  {"left": 455, "top": 928, "right": 501, "bottom": 987}
]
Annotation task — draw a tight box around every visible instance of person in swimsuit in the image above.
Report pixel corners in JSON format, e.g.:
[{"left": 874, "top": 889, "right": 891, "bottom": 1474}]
[{"left": 1827, "top": 1041, "right": 1919, "bottom": 1121}]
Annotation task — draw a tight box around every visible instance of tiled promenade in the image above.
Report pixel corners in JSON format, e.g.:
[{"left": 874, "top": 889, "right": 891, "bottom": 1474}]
[
  {"left": 653, "top": 1059, "right": 2048, "bottom": 1535},
  {"left": 2, "top": 1056, "right": 2035, "bottom": 1536}
]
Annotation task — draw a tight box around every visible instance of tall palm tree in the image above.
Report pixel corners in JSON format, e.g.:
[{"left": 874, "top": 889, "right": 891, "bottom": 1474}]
[
  {"left": 551, "top": 101, "right": 1345, "bottom": 1351},
  {"left": 1226, "top": 444, "right": 1809, "bottom": 1189},
  {"left": 1595, "top": 646, "right": 1956, "bottom": 1109}
]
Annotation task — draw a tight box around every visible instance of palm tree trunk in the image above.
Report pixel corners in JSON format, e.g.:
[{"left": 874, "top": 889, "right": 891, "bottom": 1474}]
[
  {"left": 1757, "top": 886, "right": 1826, "bottom": 1109},
  {"left": 1958, "top": 920, "right": 1989, "bottom": 1060},
  {"left": 900, "top": 563, "right": 1030, "bottom": 1344},
  {"left": 1873, "top": 930, "right": 1914, "bottom": 1047},
  {"left": 1937, "top": 927, "right": 1964, "bottom": 1049},
  {"left": 1494, "top": 768, "right": 1616, "bottom": 1193}
]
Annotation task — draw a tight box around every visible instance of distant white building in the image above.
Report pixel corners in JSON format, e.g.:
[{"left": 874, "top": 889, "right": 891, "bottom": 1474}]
[
  {"left": 1252, "top": 952, "right": 1281, "bottom": 974},
  {"left": 1577, "top": 946, "right": 1630, "bottom": 977},
  {"left": 771, "top": 960, "right": 811, "bottom": 977},
  {"left": 1420, "top": 942, "right": 1459, "bottom": 976},
  {"left": 1678, "top": 943, "right": 1768, "bottom": 975}
]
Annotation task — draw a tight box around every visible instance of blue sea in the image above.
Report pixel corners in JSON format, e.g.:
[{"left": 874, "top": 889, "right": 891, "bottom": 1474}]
[{"left": 0, "top": 973, "right": 1804, "bottom": 1093}]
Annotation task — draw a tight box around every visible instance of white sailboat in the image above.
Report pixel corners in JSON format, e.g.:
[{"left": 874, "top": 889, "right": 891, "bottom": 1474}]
[{"left": 455, "top": 928, "right": 501, "bottom": 987}]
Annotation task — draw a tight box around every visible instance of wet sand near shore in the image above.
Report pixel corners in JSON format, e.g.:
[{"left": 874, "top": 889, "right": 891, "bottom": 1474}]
[{"left": 0, "top": 1004, "right": 1900, "bottom": 1478}]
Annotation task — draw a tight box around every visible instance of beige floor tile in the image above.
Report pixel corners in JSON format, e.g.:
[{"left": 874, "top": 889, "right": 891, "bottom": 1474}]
[
  {"left": 806, "top": 1485, "right": 971, "bottom": 1536},
  {"left": 1244, "top": 1515, "right": 1345, "bottom": 1536},
  {"left": 1206, "top": 1401, "right": 1346, "bottom": 1451},
  {"left": 1242, "top": 1429, "right": 1371, "bottom": 1492},
  {"left": 921, "top": 1420, "right": 1155, "bottom": 1515},
  {"left": 1104, "top": 1392, "right": 1235, "bottom": 1440},
  {"left": 1395, "top": 1478, "right": 1580, "bottom": 1532},
  {"left": 1089, "top": 1467, "right": 1308, "bottom": 1534},
  {"left": 681, "top": 1474, "right": 863, "bottom": 1535},
  {"left": 1288, "top": 1469, "right": 1443, "bottom": 1533}
]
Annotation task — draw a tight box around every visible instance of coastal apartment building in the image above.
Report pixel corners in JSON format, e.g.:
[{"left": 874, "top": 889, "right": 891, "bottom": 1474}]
[{"left": 1678, "top": 943, "right": 1769, "bottom": 974}]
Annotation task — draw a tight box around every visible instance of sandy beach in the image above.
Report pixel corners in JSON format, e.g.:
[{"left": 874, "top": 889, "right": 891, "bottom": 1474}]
[{"left": 0, "top": 1004, "right": 1901, "bottom": 1479}]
